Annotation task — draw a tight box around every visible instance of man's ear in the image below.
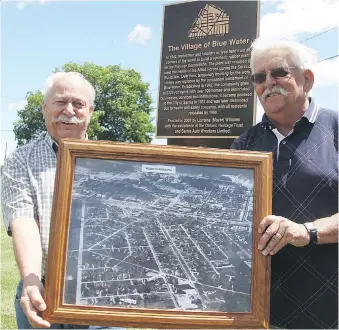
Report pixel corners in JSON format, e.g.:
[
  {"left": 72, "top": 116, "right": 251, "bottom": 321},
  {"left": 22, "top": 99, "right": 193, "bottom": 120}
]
[
  {"left": 303, "top": 69, "right": 314, "bottom": 94},
  {"left": 89, "top": 105, "right": 94, "bottom": 118}
]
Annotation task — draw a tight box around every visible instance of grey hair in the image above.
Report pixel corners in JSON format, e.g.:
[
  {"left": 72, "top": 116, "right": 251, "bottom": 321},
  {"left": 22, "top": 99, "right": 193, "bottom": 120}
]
[
  {"left": 250, "top": 38, "right": 319, "bottom": 73},
  {"left": 249, "top": 38, "right": 318, "bottom": 97},
  {"left": 42, "top": 72, "right": 96, "bottom": 105}
]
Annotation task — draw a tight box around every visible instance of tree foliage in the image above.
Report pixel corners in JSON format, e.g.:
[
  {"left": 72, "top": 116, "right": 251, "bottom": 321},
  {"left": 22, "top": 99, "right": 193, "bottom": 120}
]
[{"left": 13, "top": 62, "right": 154, "bottom": 146}]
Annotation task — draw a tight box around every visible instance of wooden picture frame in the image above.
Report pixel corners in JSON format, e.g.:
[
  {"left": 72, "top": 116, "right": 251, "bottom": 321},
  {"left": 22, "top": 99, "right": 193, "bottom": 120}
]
[{"left": 43, "top": 139, "right": 272, "bottom": 328}]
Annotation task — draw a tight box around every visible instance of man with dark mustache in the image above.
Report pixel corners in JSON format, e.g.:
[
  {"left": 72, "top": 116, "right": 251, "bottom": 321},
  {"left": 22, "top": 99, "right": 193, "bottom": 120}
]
[
  {"left": 231, "top": 38, "right": 338, "bottom": 329},
  {"left": 232, "top": 38, "right": 339, "bottom": 329},
  {"left": 1, "top": 72, "right": 124, "bottom": 330}
]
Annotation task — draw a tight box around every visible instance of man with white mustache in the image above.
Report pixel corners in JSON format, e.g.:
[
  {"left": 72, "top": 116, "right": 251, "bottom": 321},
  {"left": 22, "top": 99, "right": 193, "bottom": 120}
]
[
  {"left": 42, "top": 74, "right": 93, "bottom": 142},
  {"left": 232, "top": 38, "right": 338, "bottom": 329},
  {"left": 2, "top": 72, "right": 124, "bottom": 330}
]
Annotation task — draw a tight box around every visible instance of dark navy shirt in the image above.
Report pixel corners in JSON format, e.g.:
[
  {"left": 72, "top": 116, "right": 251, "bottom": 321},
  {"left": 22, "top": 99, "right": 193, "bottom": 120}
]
[{"left": 231, "top": 100, "right": 338, "bottom": 329}]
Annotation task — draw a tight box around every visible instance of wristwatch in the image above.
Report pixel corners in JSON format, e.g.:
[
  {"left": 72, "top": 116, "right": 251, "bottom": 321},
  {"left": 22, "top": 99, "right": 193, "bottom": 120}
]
[{"left": 303, "top": 222, "right": 318, "bottom": 244}]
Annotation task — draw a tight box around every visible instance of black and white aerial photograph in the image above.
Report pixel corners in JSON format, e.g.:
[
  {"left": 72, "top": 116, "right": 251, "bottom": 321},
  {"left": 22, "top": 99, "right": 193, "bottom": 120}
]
[{"left": 64, "top": 158, "right": 254, "bottom": 313}]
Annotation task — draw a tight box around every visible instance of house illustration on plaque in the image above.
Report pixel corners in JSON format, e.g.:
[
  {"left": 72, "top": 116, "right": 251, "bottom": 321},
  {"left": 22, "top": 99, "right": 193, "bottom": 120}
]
[{"left": 188, "top": 4, "right": 230, "bottom": 39}]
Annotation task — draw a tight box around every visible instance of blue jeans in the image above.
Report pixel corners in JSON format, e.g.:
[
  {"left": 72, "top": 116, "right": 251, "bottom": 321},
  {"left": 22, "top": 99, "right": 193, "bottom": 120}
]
[{"left": 15, "top": 280, "right": 126, "bottom": 329}]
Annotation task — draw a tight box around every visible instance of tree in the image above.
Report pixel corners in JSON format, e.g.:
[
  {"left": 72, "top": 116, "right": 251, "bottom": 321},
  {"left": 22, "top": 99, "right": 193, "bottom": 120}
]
[{"left": 13, "top": 62, "right": 154, "bottom": 146}]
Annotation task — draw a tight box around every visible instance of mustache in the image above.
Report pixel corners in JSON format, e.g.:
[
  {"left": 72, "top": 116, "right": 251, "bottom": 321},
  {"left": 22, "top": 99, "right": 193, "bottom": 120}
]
[
  {"left": 52, "top": 115, "right": 85, "bottom": 124},
  {"left": 262, "top": 86, "right": 288, "bottom": 101}
]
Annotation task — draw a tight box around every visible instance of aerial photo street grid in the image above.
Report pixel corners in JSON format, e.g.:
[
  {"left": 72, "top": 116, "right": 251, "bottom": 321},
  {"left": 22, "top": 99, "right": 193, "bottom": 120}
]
[{"left": 64, "top": 158, "right": 254, "bottom": 313}]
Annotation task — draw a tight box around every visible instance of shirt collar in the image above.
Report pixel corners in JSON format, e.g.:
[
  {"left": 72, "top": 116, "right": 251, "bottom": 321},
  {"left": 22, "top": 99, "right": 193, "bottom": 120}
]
[
  {"left": 303, "top": 97, "right": 319, "bottom": 124},
  {"left": 44, "top": 132, "right": 57, "bottom": 153},
  {"left": 261, "top": 97, "right": 319, "bottom": 130},
  {"left": 44, "top": 132, "right": 89, "bottom": 154}
]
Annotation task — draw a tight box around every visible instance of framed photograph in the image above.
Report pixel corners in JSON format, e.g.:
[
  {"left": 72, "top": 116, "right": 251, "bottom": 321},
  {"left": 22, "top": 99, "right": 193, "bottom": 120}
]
[{"left": 43, "top": 139, "right": 272, "bottom": 329}]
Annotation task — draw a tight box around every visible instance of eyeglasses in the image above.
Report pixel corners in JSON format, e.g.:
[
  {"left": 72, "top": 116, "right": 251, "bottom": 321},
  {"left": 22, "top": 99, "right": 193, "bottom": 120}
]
[{"left": 250, "top": 67, "right": 296, "bottom": 84}]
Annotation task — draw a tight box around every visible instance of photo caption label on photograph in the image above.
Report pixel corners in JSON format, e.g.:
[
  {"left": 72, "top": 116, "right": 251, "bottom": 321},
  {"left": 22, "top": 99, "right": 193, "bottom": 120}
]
[{"left": 142, "top": 164, "right": 176, "bottom": 174}]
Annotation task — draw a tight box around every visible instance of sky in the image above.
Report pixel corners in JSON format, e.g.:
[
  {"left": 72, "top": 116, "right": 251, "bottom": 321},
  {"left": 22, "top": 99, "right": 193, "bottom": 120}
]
[{"left": 1, "top": 0, "right": 338, "bottom": 163}]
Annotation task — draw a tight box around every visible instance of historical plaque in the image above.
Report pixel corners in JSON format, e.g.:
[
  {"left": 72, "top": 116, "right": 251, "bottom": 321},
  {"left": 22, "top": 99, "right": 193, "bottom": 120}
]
[{"left": 156, "top": 0, "right": 259, "bottom": 139}]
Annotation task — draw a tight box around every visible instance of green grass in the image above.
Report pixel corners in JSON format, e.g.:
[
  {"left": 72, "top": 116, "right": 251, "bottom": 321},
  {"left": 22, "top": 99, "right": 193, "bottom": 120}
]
[{"left": 1, "top": 224, "right": 20, "bottom": 329}]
